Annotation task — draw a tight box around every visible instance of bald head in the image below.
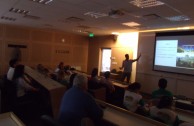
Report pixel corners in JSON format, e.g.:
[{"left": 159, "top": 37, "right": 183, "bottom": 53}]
[{"left": 73, "top": 74, "right": 88, "bottom": 90}]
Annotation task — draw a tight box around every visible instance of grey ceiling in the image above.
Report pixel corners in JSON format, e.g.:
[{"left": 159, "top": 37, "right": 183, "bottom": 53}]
[{"left": 0, "top": 0, "right": 194, "bottom": 35}]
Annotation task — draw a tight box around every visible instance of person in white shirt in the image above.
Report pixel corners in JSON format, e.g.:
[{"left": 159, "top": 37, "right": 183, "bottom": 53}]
[
  {"left": 120, "top": 53, "right": 141, "bottom": 83},
  {"left": 55, "top": 62, "right": 64, "bottom": 73},
  {"left": 7, "top": 59, "right": 18, "bottom": 80},
  {"left": 150, "top": 96, "right": 180, "bottom": 126},
  {"left": 123, "top": 82, "right": 144, "bottom": 112},
  {"left": 13, "top": 65, "right": 38, "bottom": 99}
]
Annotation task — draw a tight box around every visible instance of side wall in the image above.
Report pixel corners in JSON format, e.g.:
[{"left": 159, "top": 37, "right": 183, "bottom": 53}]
[
  {"left": 136, "top": 32, "right": 194, "bottom": 99},
  {"left": 0, "top": 24, "right": 88, "bottom": 75}
]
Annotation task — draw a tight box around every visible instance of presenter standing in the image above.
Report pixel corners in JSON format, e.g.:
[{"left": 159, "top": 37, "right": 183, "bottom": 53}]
[{"left": 120, "top": 53, "right": 141, "bottom": 83}]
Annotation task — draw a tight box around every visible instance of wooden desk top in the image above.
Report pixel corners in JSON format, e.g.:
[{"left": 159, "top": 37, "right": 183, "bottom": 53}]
[
  {"left": 96, "top": 100, "right": 167, "bottom": 126},
  {"left": 112, "top": 81, "right": 129, "bottom": 89},
  {"left": 0, "top": 112, "right": 25, "bottom": 126},
  {"left": 25, "top": 66, "right": 65, "bottom": 90},
  {"left": 175, "top": 108, "right": 194, "bottom": 124}
]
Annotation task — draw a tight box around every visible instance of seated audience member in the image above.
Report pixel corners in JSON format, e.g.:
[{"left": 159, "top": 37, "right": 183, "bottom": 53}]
[
  {"left": 58, "top": 74, "right": 103, "bottom": 126},
  {"left": 88, "top": 68, "right": 101, "bottom": 89},
  {"left": 57, "top": 70, "right": 69, "bottom": 87},
  {"left": 152, "top": 78, "right": 173, "bottom": 99},
  {"left": 150, "top": 96, "right": 180, "bottom": 126},
  {"left": 13, "top": 65, "right": 39, "bottom": 101},
  {"left": 36, "top": 64, "right": 45, "bottom": 73},
  {"left": 7, "top": 58, "right": 19, "bottom": 80},
  {"left": 99, "top": 71, "right": 115, "bottom": 94},
  {"left": 55, "top": 62, "right": 64, "bottom": 73},
  {"left": 123, "top": 82, "right": 144, "bottom": 112},
  {"left": 69, "top": 73, "right": 77, "bottom": 88}
]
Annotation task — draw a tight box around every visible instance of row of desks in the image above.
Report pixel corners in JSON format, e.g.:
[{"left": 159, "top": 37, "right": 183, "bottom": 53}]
[
  {"left": 24, "top": 68, "right": 194, "bottom": 125},
  {"left": 96, "top": 99, "right": 167, "bottom": 126},
  {"left": 25, "top": 66, "right": 66, "bottom": 118}
]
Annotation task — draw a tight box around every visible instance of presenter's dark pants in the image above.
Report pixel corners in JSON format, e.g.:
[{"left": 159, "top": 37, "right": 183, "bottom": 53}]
[{"left": 122, "top": 72, "right": 131, "bottom": 83}]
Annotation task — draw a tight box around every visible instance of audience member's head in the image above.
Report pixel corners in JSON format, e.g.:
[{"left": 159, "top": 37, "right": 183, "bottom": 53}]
[
  {"left": 125, "top": 54, "right": 129, "bottom": 60},
  {"left": 128, "top": 82, "right": 141, "bottom": 92},
  {"left": 13, "top": 64, "right": 25, "bottom": 80},
  {"left": 9, "top": 58, "right": 18, "bottom": 68},
  {"left": 37, "top": 64, "right": 44, "bottom": 72},
  {"left": 58, "top": 62, "right": 64, "bottom": 69},
  {"left": 104, "top": 71, "right": 110, "bottom": 79},
  {"left": 73, "top": 74, "right": 88, "bottom": 90},
  {"left": 157, "top": 96, "right": 173, "bottom": 109},
  {"left": 158, "top": 78, "right": 167, "bottom": 89},
  {"left": 91, "top": 68, "right": 98, "bottom": 78}
]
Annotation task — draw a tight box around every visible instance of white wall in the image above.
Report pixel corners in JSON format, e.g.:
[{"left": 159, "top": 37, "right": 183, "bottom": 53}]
[{"left": 136, "top": 32, "right": 194, "bottom": 99}]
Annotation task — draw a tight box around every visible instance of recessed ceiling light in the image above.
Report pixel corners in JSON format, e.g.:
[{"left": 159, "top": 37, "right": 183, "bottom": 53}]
[
  {"left": 9, "top": 8, "right": 30, "bottom": 15},
  {"left": 112, "top": 32, "right": 120, "bottom": 35},
  {"left": 29, "top": 0, "right": 53, "bottom": 5},
  {"left": 177, "top": 27, "right": 190, "bottom": 30},
  {"left": 122, "top": 22, "right": 141, "bottom": 27},
  {"left": 129, "top": 0, "right": 164, "bottom": 8},
  {"left": 165, "top": 15, "right": 190, "bottom": 21},
  {"left": 84, "top": 12, "right": 108, "bottom": 18}
]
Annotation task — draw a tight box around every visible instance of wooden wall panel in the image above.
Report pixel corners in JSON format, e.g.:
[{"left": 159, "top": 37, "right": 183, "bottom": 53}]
[
  {"left": 72, "top": 46, "right": 88, "bottom": 64},
  {"left": 177, "top": 80, "right": 194, "bottom": 98},
  {"left": 0, "top": 40, "right": 2, "bottom": 61},
  {"left": 31, "top": 30, "right": 53, "bottom": 43},
  {"left": 4, "top": 41, "right": 29, "bottom": 62},
  {"left": 54, "top": 32, "right": 72, "bottom": 45},
  {"left": 0, "top": 24, "right": 4, "bottom": 38},
  {"left": 5, "top": 25, "right": 30, "bottom": 40},
  {"left": 53, "top": 45, "right": 72, "bottom": 65},
  {"left": 30, "top": 43, "right": 52, "bottom": 63},
  {"left": 0, "top": 24, "right": 89, "bottom": 76},
  {"left": 71, "top": 35, "right": 88, "bottom": 46}
]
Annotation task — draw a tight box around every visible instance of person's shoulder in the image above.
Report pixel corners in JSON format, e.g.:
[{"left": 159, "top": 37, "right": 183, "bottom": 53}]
[
  {"left": 152, "top": 89, "right": 159, "bottom": 94},
  {"left": 166, "top": 90, "right": 173, "bottom": 96}
]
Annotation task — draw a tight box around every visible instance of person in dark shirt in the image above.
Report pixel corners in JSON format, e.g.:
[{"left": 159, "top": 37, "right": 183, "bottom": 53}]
[
  {"left": 58, "top": 74, "right": 103, "bottom": 126},
  {"left": 152, "top": 78, "right": 173, "bottom": 99}
]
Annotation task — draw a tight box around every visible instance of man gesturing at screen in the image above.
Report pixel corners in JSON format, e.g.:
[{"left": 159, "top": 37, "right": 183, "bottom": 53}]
[{"left": 120, "top": 53, "right": 141, "bottom": 83}]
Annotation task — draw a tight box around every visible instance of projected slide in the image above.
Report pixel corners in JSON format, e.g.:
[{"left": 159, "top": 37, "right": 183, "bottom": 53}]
[
  {"left": 177, "top": 43, "right": 194, "bottom": 69},
  {"left": 154, "top": 31, "right": 194, "bottom": 75},
  {"left": 155, "top": 40, "right": 178, "bottom": 67}
]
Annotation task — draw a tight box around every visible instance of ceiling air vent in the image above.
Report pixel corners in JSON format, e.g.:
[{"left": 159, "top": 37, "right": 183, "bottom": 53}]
[
  {"left": 108, "top": 9, "right": 125, "bottom": 18},
  {"left": 66, "top": 17, "right": 84, "bottom": 22},
  {"left": 143, "top": 14, "right": 161, "bottom": 20},
  {"left": 1, "top": 16, "right": 16, "bottom": 21},
  {"left": 77, "top": 25, "right": 90, "bottom": 29},
  {"left": 23, "top": 15, "right": 40, "bottom": 20}
]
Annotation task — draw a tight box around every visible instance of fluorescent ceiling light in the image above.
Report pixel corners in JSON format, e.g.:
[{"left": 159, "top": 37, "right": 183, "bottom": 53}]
[
  {"left": 165, "top": 15, "right": 190, "bottom": 21},
  {"left": 122, "top": 22, "right": 140, "bottom": 27},
  {"left": 130, "top": 0, "right": 164, "bottom": 8},
  {"left": 29, "top": 0, "right": 53, "bottom": 4},
  {"left": 9, "top": 8, "right": 30, "bottom": 15}
]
